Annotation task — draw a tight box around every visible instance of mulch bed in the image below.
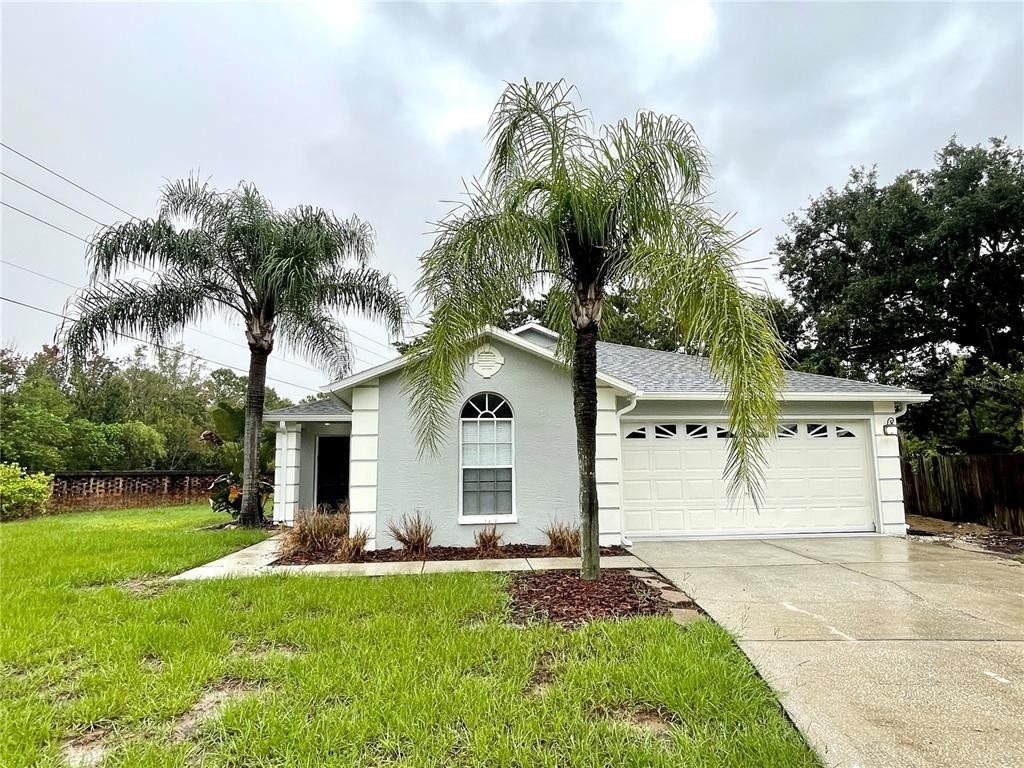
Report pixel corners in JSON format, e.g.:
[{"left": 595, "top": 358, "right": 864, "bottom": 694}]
[
  {"left": 506, "top": 569, "right": 686, "bottom": 628},
  {"left": 906, "top": 514, "right": 1024, "bottom": 556},
  {"left": 275, "top": 543, "right": 629, "bottom": 566}
]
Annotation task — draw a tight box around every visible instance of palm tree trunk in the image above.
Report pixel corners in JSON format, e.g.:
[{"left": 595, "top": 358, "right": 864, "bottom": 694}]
[
  {"left": 573, "top": 321, "right": 601, "bottom": 581},
  {"left": 239, "top": 346, "right": 269, "bottom": 528}
]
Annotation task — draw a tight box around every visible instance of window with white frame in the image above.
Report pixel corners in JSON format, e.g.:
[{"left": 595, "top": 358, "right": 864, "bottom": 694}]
[{"left": 460, "top": 393, "right": 514, "bottom": 517}]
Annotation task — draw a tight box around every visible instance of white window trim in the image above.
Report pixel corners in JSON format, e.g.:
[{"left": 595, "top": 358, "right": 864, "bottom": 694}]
[{"left": 458, "top": 393, "right": 517, "bottom": 524}]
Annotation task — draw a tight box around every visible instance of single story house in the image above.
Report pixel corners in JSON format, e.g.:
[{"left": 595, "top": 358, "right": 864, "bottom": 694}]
[{"left": 265, "top": 323, "right": 929, "bottom": 549}]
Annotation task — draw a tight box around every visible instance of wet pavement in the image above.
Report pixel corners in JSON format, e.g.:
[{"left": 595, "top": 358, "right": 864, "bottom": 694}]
[{"left": 631, "top": 536, "right": 1024, "bottom": 768}]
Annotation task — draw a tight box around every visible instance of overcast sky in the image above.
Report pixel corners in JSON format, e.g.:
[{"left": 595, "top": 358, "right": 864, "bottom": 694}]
[{"left": 2, "top": 1, "right": 1021, "bottom": 400}]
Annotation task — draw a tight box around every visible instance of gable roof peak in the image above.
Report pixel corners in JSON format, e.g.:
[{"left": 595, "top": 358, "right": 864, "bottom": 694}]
[{"left": 508, "top": 322, "right": 560, "bottom": 339}]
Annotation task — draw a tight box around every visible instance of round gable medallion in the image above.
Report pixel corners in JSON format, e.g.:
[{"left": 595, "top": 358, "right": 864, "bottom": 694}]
[{"left": 471, "top": 344, "right": 505, "bottom": 379}]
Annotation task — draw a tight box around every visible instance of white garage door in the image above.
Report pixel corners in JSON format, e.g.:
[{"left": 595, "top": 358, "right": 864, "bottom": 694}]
[{"left": 621, "top": 420, "right": 875, "bottom": 536}]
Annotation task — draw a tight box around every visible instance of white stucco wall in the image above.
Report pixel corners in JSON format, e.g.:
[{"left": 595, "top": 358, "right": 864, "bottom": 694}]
[{"left": 375, "top": 339, "right": 584, "bottom": 548}]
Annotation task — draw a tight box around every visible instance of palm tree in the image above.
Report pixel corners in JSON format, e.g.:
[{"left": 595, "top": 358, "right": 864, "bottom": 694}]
[
  {"left": 406, "top": 80, "right": 785, "bottom": 580},
  {"left": 61, "top": 179, "right": 405, "bottom": 527}
]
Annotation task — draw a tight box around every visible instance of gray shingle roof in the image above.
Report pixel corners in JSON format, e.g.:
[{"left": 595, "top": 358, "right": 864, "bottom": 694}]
[
  {"left": 596, "top": 341, "right": 922, "bottom": 397},
  {"left": 263, "top": 398, "right": 352, "bottom": 420}
]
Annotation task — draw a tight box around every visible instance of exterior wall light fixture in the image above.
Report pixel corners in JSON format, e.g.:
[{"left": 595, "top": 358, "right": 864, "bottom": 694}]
[{"left": 883, "top": 417, "right": 899, "bottom": 437}]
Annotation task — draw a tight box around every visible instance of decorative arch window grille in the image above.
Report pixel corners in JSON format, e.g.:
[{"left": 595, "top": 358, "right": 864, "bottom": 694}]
[{"left": 460, "top": 393, "right": 514, "bottom": 517}]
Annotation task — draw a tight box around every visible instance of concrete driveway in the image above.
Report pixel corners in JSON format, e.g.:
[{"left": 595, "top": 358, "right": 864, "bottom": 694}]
[{"left": 630, "top": 536, "right": 1024, "bottom": 768}]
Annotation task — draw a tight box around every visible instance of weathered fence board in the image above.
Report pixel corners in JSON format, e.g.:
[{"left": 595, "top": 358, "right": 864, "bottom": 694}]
[{"left": 901, "top": 455, "right": 1024, "bottom": 535}]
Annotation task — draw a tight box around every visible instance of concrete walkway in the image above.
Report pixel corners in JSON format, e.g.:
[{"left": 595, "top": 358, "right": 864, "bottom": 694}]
[
  {"left": 631, "top": 536, "right": 1024, "bottom": 768},
  {"left": 170, "top": 536, "right": 644, "bottom": 580}
]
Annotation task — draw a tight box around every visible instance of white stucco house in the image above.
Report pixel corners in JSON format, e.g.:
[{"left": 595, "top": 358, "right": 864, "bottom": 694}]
[{"left": 266, "top": 322, "right": 930, "bottom": 549}]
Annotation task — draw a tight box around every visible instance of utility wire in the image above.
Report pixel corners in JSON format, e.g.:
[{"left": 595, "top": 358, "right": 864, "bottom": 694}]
[
  {"left": 2, "top": 142, "right": 400, "bottom": 358},
  {"left": 1, "top": 172, "right": 108, "bottom": 227},
  {"left": 1, "top": 200, "right": 90, "bottom": 243},
  {"left": 0, "top": 203, "right": 387, "bottom": 367},
  {"left": 0, "top": 258, "right": 380, "bottom": 373},
  {"left": 1, "top": 141, "right": 136, "bottom": 219},
  {"left": 0, "top": 294, "right": 323, "bottom": 393}
]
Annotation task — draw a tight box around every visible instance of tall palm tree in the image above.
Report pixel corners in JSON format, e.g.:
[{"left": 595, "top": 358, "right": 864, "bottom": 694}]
[
  {"left": 406, "top": 80, "right": 785, "bottom": 580},
  {"left": 61, "top": 179, "right": 405, "bottom": 527}
]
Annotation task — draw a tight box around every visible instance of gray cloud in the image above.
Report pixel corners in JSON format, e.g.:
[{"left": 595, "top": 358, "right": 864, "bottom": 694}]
[{"left": 2, "top": 1, "right": 1020, "bottom": 399}]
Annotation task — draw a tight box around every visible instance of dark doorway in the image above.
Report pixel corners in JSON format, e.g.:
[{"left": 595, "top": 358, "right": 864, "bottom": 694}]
[{"left": 315, "top": 436, "right": 350, "bottom": 510}]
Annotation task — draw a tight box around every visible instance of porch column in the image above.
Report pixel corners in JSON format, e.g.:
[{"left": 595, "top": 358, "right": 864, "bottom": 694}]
[
  {"left": 273, "top": 421, "right": 302, "bottom": 524},
  {"left": 349, "top": 383, "right": 380, "bottom": 549}
]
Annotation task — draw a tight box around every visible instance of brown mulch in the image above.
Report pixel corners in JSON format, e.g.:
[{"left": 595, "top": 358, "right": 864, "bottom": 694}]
[
  {"left": 506, "top": 569, "right": 683, "bottom": 628},
  {"left": 906, "top": 514, "right": 1024, "bottom": 556},
  {"left": 275, "top": 543, "right": 630, "bottom": 566}
]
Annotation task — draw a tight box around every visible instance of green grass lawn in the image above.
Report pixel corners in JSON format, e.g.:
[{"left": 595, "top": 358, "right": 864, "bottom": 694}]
[{"left": 1, "top": 506, "right": 819, "bottom": 767}]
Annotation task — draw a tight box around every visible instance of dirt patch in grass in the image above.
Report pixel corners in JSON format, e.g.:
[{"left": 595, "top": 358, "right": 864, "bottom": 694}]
[
  {"left": 61, "top": 727, "right": 110, "bottom": 768},
  {"left": 907, "top": 514, "right": 1024, "bottom": 556},
  {"left": 276, "top": 543, "right": 629, "bottom": 565},
  {"left": 76, "top": 579, "right": 168, "bottom": 598},
  {"left": 524, "top": 651, "right": 556, "bottom": 696},
  {"left": 507, "top": 569, "right": 676, "bottom": 628},
  {"left": 600, "top": 704, "right": 679, "bottom": 740},
  {"left": 171, "top": 679, "right": 266, "bottom": 742}
]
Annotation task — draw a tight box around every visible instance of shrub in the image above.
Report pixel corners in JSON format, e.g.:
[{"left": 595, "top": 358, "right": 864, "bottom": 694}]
[
  {"left": 0, "top": 463, "right": 53, "bottom": 521},
  {"left": 208, "top": 473, "right": 273, "bottom": 518},
  {"left": 387, "top": 511, "right": 434, "bottom": 557},
  {"left": 336, "top": 528, "right": 371, "bottom": 562},
  {"left": 474, "top": 524, "right": 504, "bottom": 558},
  {"left": 541, "top": 521, "right": 581, "bottom": 557},
  {"left": 280, "top": 506, "right": 350, "bottom": 557}
]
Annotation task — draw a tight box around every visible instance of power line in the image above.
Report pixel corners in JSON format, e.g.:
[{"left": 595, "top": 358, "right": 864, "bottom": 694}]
[
  {"left": 1, "top": 200, "right": 90, "bottom": 243},
  {"left": 0, "top": 258, "right": 380, "bottom": 372},
  {"left": 1, "top": 172, "right": 108, "bottom": 227},
  {"left": 0, "top": 294, "right": 323, "bottom": 393},
  {"left": 1, "top": 142, "right": 398, "bottom": 361},
  {"left": 1, "top": 141, "right": 136, "bottom": 219},
  {"left": 0, "top": 203, "right": 387, "bottom": 366}
]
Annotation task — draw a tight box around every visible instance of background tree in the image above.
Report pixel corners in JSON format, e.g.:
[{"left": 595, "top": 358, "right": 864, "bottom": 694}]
[
  {"left": 775, "top": 137, "right": 1024, "bottom": 453},
  {"left": 0, "top": 348, "right": 71, "bottom": 472},
  {"left": 407, "top": 80, "right": 784, "bottom": 580},
  {"left": 208, "top": 367, "right": 290, "bottom": 411},
  {"left": 60, "top": 179, "right": 405, "bottom": 525}
]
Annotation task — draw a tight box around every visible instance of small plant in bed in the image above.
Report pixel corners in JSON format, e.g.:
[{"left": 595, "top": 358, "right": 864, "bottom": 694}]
[
  {"left": 473, "top": 524, "right": 504, "bottom": 558},
  {"left": 387, "top": 510, "right": 434, "bottom": 558},
  {"left": 279, "top": 506, "right": 350, "bottom": 558},
  {"left": 541, "top": 521, "right": 581, "bottom": 556},
  {"left": 336, "top": 527, "right": 370, "bottom": 562}
]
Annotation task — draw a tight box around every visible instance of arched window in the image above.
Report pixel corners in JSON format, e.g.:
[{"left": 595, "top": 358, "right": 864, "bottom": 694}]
[{"left": 460, "top": 393, "right": 514, "bottom": 519}]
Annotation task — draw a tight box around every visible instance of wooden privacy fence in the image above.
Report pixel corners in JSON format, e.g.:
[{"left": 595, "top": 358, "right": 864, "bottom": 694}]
[
  {"left": 50, "top": 470, "right": 223, "bottom": 512},
  {"left": 901, "top": 454, "right": 1024, "bottom": 535}
]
